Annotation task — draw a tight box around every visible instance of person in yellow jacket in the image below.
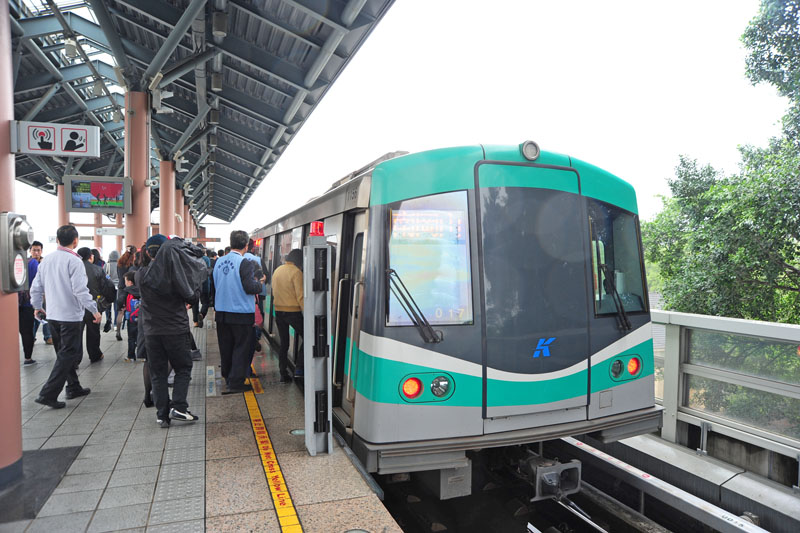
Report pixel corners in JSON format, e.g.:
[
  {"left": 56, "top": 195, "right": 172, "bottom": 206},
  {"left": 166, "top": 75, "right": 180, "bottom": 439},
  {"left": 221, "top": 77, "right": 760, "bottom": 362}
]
[{"left": 272, "top": 249, "right": 304, "bottom": 382}]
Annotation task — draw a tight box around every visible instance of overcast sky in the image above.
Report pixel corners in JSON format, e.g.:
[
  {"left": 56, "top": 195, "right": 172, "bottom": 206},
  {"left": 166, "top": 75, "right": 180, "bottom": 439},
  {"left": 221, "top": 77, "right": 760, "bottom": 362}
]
[{"left": 15, "top": 0, "right": 788, "bottom": 254}]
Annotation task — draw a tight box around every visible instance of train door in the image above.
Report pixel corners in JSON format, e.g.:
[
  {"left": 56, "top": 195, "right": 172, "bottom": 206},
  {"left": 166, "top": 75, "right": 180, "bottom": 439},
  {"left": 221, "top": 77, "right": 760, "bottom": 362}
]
[
  {"left": 337, "top": 211, "right": 368, "bottom": 423},
  {"left": 476, "top": 163, "right": 590, "bottom": 425}
]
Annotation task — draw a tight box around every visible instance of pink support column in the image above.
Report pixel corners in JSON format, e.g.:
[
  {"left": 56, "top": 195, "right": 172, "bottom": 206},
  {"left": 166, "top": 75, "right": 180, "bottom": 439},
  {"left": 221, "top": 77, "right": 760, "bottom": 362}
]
[
  {"left": 115, "top": 215, "right": 123, "bottom": 251},
  {"left": 183, "top": 204, "right": 190, "bottom": 240},
  {"left": 159, "top": 161, "right": 175, "bottom": 237},
  {"left": 0, "top": 1, "right": 23, "bottom": 489},
  {"left": 57, "top": 184, "right": 69, "bottom": 226},
  {"left": 174, "top": 189, "right": 183, "bottom": 237},
  {"left": 93, "top": 213, "right": 102, "bottom": 248},
  {"left": 124, "top": 92, "right": 149, "bottom": 249}
]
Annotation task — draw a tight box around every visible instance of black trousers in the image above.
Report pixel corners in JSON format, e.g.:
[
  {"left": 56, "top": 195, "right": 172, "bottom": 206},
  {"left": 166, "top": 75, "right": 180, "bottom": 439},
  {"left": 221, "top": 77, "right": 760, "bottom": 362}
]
[
  {"left": 82, "top": 310, "right": 102, "bottom": 361},
  {"left": 39, "top": 320, "right": 84, "bottom": 400},
  {"left": 127, "top": 320, "right": 138, "bottom": 359},
  {"left": 216, "top": 322, "right": 253, "bottom": 389},
  {"left": 275, "top": 311, "right": 304, "bottom": 378},
  {"left": 18, "top": 306, "right": 34, "bottom": 359},
  {"left": 146, "top": 333, "right": 193, "bottom": 421},
  {"left": 191, "top": 301, "right": 201, "bottom": 323}
]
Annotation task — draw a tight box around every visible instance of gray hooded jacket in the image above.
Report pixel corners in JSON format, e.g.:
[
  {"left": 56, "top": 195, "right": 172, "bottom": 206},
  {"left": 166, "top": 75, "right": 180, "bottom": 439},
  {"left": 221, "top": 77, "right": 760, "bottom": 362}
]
[{"left": 105, "top": 250, "right": 120, "bottom": 286}]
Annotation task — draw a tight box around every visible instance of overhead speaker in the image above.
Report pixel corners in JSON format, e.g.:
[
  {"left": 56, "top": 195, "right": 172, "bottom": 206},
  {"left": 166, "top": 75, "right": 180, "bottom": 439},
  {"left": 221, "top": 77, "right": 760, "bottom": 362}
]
[{"left": 64, "top": 38, "right": 78, "bottom": 58}]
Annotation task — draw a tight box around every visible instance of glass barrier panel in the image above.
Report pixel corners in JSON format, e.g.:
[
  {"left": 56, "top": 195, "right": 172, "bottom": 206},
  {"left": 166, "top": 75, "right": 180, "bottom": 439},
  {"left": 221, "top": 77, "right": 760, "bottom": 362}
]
[
  {"left": 687, "top": 329, "right": 800, "bottom": 386},
  {"left": 685, "top": 375, "right": 800, "bottom": 440},
  {"left": 652, "top": 323, "right": 665, "bottom": 400}
]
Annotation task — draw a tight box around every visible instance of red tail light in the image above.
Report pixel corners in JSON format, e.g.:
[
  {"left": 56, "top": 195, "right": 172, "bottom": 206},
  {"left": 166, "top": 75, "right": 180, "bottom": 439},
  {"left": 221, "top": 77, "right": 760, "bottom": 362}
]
[
  {"left": 627, "top": 357, "right": 641, "bottom": 376},
  {"left": 402, "top": 378, "right": 422, "bottom": 399}
]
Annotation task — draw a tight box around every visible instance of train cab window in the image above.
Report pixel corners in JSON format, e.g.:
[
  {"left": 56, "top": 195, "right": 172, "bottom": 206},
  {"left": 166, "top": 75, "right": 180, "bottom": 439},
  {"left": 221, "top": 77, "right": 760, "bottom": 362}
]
[
  {"left": 387, "top": 191, "right": 473, "bottom": 326},
  {"left": 587, "top": 199, "right": 647, "bottom": 315}
]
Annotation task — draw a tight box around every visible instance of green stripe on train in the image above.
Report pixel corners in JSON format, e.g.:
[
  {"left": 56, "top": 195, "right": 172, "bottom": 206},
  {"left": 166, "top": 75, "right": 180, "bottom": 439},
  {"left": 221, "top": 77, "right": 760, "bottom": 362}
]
[
  {"left": 345, "top": 338, "right": 653, "bottom": 407},
  {"left": 369, "top": 145, "right": 639, "bottom": 213}
]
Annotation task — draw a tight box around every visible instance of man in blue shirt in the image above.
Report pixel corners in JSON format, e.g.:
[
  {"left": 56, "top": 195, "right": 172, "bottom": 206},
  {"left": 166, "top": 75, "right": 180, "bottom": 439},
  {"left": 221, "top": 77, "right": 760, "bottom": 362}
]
[
  {"left": 212, "top": 230, "right": 264, "bottom": 394},
  {"left": 30, "top": 225, "right": 99, "bottom": 408}
]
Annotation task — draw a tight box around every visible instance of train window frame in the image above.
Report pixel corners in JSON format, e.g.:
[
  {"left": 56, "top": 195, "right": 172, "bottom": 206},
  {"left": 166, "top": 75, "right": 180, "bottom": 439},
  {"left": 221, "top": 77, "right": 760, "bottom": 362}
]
[
  {"left": 587, "top": 198, "right": 649, "bottom": 317},
  {"left": 385, "top": 190, "right": 475, "bottom": 327}
]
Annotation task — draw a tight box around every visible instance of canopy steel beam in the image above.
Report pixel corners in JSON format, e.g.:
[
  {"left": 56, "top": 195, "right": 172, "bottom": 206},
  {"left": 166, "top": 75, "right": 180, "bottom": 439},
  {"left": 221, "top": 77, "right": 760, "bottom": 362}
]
[
  {"left": 21, "top": 81, "right": 61, "bottom": 120},
  {"left": 86, "top": 0, "right": 134, "bottom": 88},
  {"left": 169, "top": 103, "right": 210, "bottom": 158},
  {"left": 159, "top": 47, "right": 220, "bottom": 89},
  {"left": 141, "top": 0, "right": 207, "bottom": 88}
]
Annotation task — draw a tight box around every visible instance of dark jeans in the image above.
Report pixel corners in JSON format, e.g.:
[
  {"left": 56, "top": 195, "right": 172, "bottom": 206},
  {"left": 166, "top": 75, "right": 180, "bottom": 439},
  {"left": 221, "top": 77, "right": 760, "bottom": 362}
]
[
  {"left": 146, "top": 333, "right": 193, "bottom": 421},
  {"left": 275, "top": 311, "right": 303, "bottom": 378},
  {"left": 191, "top": 301, "right": 201, "bottom": 323},
  {"left": 216, "top": 322, "right": 253, "bottom": 389},
  {"left": 39, "top": 320, "right": 84, "bottom": 400},
  {"left": 127, "top": 320, "right": 138, "bottom": 359},
  {"left": 18, "top": 306, "right": 34, "bottom": 359},
  {"left": 82, "top": 310, "right": 102, "bottom": 361}
]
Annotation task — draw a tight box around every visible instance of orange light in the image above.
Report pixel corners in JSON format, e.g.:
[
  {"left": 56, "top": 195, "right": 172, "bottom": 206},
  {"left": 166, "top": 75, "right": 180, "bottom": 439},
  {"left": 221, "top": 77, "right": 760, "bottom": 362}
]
[
  {"left": 402, "top": 377, "right": 423, "bottom": 399},
  {"left": 627, "top": 357, "right": 641, "bottom": 375}
]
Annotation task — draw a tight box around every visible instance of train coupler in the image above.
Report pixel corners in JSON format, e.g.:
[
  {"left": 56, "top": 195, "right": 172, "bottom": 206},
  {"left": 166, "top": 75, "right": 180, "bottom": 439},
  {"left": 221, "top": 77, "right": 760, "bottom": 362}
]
[{"left": 515, "top": 450, "right": 582, "bottom": 502}]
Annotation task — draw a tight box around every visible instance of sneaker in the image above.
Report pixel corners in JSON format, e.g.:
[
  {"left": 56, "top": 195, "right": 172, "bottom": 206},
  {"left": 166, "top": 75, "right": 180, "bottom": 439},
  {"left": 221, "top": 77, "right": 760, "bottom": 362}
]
[
  {"left": 23, "top": 359, "right": 37, "bottom": 365},
  {"left": 65, "top": 387, "right": 91, "bottom": 400},
  {"left": 170, "top": 408, "right": 199, "bottom": 421},
  {"left": 124, "top": 357, "right": 132, "bottom": 363},
  {"left": 157, "top": 419, "right": 170, "bottom": 428},
  {"left": 222, "top": 384, "right": 253, "bottom": 395},
  {"left": 45, "top": 338, "right": 53, "bottom": 345},
  {"left": 35, "top": 396, "right": 66, "bottom": 409}
]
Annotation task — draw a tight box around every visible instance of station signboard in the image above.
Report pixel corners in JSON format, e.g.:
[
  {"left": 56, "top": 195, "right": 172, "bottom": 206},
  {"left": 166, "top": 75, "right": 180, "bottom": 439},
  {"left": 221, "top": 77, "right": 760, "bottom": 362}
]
[{"left": 10, "top": 120, "right": 101, "bottom": 158}]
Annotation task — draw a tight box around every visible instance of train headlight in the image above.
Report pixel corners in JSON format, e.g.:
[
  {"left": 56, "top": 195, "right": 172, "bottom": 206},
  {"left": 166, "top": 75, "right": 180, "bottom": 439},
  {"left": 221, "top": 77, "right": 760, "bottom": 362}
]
[
  {"left": 520, "top": 140, "right": 541, "bottom": 161},
  {"left": 430, "top": 376, "right": 450, "bottom": 397},
  {"left": 402, "top": 377, "right": 423, "bottom": 399},
  {"left": 611, "top": 359, "right": 623, "bottom": 378}
]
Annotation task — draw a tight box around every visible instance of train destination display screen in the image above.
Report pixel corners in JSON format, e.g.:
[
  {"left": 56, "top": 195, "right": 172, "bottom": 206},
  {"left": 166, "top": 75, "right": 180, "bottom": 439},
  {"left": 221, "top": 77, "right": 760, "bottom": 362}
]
[{"left": 387, "top": 191, "right": 473, "bottom": 326}]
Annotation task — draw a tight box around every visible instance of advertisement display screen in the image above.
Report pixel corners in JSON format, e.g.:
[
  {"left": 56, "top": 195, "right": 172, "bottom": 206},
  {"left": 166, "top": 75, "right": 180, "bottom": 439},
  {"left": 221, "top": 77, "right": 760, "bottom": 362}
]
[
  {"left": 387, "top": 191, "right": 473, "bottom": 326},
  {"left": 63, "top": 176, "right": 131, "bottom": 214}
]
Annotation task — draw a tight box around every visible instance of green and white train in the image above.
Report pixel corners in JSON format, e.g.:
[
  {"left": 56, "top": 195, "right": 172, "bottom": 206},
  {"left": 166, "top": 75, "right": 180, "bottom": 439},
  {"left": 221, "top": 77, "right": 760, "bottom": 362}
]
[{"left": 252, "top": 142, "right": 662, "bottom": 496}]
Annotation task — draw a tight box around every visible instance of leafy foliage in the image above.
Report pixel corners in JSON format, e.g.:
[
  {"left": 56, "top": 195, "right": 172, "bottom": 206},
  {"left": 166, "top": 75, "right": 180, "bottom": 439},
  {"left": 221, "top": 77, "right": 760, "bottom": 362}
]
[
  {"left": 743, "top": 0, "right": 800, "bottom": 143},
  {"left": 642, "top": 142, "right": 800, "bottom": 323}
]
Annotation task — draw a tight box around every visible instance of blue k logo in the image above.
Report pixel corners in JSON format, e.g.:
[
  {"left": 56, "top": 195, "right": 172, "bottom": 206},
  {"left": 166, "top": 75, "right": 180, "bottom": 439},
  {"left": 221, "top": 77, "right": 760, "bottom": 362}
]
[{"left": 533, "top": 337, "right": 556, "bottom": 358}]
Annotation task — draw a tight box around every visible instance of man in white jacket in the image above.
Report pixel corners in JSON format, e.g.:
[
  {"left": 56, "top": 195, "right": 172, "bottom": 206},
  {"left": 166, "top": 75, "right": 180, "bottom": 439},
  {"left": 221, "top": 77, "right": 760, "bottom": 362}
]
[{"left": 30, "top": 225, "right": 101, "bottom": 409}]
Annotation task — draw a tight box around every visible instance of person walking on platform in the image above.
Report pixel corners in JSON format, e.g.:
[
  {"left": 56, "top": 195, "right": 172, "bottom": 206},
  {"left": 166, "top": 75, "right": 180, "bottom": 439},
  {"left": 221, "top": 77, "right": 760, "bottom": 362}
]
[
  {"left": 212, "top": 230, "right": 264, "bottom": 394},
  {"left": 77, "top": 247, "right": 115, "bottom": 363},
  {"left": 272, "top": 248, "right": 304, "bottom": 383},
  {"left": 18, "top": 243, "right": 40, "bottom": 365},
  {"left": 30, "top": 225, "right": 98, "bottom": 408},
  {"left": 138, "top": 234, "right": 206, "bottom": 427},
  {"left": 29, "top": 241, "right": 52, "bottom": 345},
  {"left": 116, "top": 271, "right": 140, "bottom": 362},
  {"left": 104, "top": 250, "right": 120, "bottom": 332}
]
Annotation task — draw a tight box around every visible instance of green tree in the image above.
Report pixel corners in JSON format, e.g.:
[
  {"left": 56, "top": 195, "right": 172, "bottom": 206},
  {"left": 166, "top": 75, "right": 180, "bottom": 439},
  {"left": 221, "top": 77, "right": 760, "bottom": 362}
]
[
  {"left": 642, "top": 142, "right": 800, "bottom": 324},
  {"left": 743, "top": 0, "right": 800, "bottom": 143}
]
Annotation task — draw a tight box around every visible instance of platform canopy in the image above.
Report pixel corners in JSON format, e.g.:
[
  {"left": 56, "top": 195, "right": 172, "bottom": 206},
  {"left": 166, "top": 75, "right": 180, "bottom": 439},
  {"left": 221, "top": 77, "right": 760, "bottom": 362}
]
[{"left": 11, "top": 0, "right": 394, "bottom": 222}]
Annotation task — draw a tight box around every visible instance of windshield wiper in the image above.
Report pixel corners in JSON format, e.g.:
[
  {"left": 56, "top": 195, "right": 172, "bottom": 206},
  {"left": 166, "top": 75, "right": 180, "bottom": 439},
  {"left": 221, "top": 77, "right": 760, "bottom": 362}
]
[
  {"left": 387, "top": 269, "right": 443, "bottom": 343},
  {"left": 600, "top": 263, "right": 632, "bottom": 332}
]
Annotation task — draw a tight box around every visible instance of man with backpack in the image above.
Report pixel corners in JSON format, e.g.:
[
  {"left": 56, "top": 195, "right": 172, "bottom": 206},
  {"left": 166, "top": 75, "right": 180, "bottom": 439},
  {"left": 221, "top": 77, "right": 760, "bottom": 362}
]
[
  {"left": 117, "top": 271, "right": 140, "bottom": 362},
  {"left": 77, "top": 247, "right": 116, "bottom": 363}
]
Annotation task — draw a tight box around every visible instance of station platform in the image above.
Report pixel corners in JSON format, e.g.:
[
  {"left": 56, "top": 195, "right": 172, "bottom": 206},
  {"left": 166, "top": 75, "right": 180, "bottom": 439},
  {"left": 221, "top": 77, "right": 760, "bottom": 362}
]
[{"left": 1, "top": 316, "right": 401, "bottom": 533}]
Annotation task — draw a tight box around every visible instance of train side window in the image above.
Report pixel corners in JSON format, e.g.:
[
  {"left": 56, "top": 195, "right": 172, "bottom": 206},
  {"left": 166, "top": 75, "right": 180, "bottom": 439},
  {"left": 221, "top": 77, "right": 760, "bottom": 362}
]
[
  {"left": 386, "top": 190, "right": 473, "bottom": 326},
  {"left": 587, "top": 199, "right": 647, "bottom": 315}
]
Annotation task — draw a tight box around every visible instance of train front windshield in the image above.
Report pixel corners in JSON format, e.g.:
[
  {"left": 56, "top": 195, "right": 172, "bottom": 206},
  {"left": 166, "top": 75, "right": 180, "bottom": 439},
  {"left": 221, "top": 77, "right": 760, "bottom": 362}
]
[{"left": 587, "top": 199, "right": 647, "bottom": 315}]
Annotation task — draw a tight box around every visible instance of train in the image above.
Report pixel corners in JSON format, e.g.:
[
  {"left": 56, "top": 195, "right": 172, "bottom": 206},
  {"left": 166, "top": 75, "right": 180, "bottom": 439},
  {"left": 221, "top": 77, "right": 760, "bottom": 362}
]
[{"left": 251, "top": 142, "right": 662, "bottom": 498}]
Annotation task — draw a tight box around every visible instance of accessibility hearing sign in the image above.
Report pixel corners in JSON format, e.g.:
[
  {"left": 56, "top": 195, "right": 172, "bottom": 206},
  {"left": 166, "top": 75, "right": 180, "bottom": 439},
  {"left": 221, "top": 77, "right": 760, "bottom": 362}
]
[{"left": 9, "top": 120, "right": 100, "bottom": 158}]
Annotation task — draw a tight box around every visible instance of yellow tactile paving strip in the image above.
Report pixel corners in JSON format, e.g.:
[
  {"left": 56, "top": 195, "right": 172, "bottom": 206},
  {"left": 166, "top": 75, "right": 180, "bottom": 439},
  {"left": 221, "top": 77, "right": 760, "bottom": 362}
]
[
  {"left": 246, "top": 364, "right": 264, "bottom": 394},
  {"left": 244, "top": 389, "right": 303, "bottom": 532}
]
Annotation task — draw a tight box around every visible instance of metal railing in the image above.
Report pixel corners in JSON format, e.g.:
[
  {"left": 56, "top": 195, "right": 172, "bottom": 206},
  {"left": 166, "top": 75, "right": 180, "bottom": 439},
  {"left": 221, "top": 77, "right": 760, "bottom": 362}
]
[{"left": 651, "top": 310, "right": 800, "bottom": 463}]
